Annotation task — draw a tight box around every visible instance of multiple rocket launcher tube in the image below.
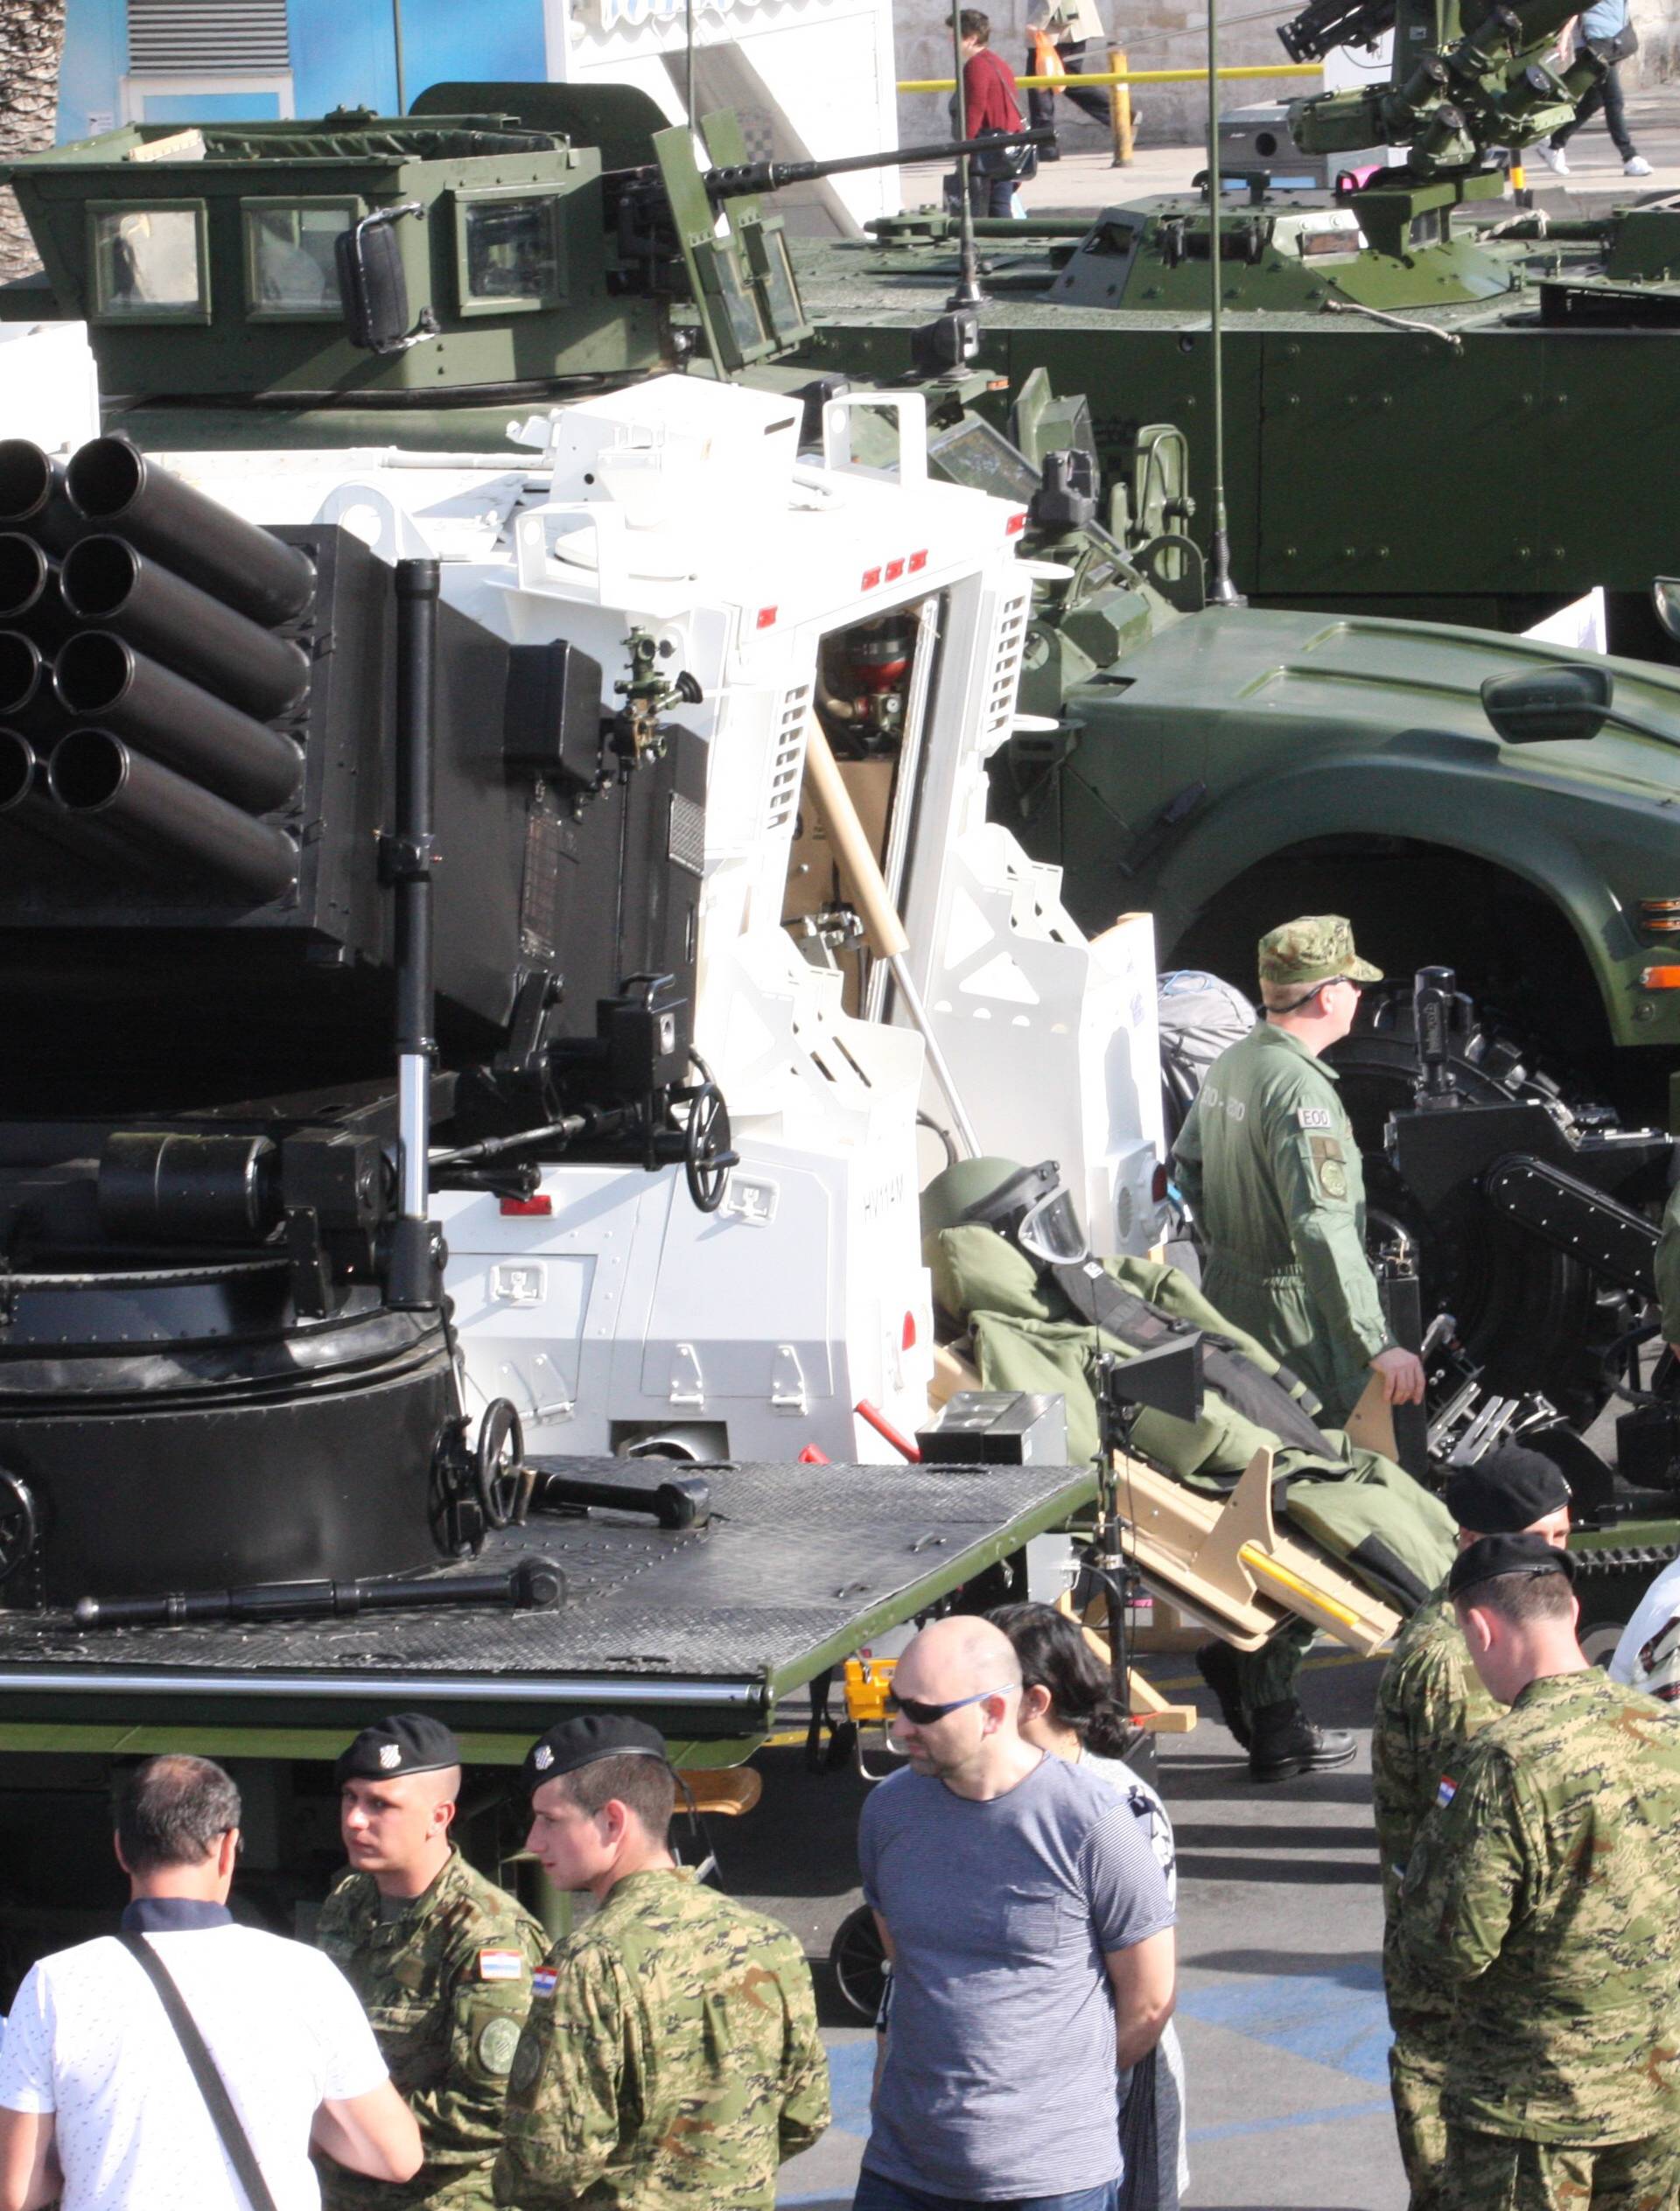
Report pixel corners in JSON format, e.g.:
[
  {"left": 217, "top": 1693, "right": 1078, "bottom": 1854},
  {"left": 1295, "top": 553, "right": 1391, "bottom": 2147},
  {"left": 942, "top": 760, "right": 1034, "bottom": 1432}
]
[{"left": 0, "top": 436, "right": 315, "bottom": 901}]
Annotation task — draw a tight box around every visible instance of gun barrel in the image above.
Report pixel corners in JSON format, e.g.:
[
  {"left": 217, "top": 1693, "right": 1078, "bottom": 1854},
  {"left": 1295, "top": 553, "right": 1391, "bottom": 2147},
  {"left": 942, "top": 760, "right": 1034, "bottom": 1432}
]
[
  {"left": 46, "top": 727, "right": 298, "bottom": 903},
  {"left": 55, "top": 630, "right": 303, "bottom": 813},
  {"left": 66, "top": 437, "right": 315, "bottom": 629},
  {"left": 0, "top": 440, "right": 80, "bottom": 555},
  {"left": 62, "top": 535, "right": 311, "bottom": 722},
  {"left": 703, "top": 126, "right": 1054, "bottom": 198}
]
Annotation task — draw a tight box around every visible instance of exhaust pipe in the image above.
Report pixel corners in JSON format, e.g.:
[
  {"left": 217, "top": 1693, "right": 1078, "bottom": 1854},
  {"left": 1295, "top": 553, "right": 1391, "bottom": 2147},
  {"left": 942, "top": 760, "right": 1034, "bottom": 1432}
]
[
  {"left": 0, "top": 440, "right": 81, "bottom": 556},
  {"left": 61, "top": 535, "right": 311, "bottom": 723},
  {"left": 46, "top": 729, "right": 298, "bottom": 903},
  {"left": 55, "top": 631, "right": 303, "bottom": 814},
  {"left": 65, "top": 437, "right": 314, "bottom": 629}
]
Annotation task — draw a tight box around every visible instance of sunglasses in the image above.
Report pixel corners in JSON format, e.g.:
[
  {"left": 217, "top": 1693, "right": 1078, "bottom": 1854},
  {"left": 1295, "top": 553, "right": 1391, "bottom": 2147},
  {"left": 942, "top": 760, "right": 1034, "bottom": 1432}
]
[{"left": 884, "top": 1683, "right": 1013, "bottom": 1726}]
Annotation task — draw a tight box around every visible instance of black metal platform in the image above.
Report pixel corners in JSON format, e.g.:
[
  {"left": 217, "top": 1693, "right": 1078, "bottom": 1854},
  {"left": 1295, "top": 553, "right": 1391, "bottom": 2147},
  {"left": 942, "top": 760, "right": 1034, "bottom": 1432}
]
[{"left": 0, "top": 1458, "right": 1093, "bottom": 1746}]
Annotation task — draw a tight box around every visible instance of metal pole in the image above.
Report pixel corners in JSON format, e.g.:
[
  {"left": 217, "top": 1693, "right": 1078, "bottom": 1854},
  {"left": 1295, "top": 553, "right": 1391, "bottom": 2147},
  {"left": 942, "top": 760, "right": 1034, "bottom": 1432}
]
[
  {"left": 391, "top": 0, "right": 408, "bottom": 114},
  {"left": 1204, "top": 0, "right": 1244, "bottom": 605},
  {"left": 388, "top": 556, "right": 439, "bottom": 1308},
  {"left": 948, "top": 8, "right": 986, "bottom": 311},
  {"left": 1108, "top": 45, "right": 1136, "bottom": 166},
  {"left": 685, "top": 0, "right": 696, "bottom": 136}
]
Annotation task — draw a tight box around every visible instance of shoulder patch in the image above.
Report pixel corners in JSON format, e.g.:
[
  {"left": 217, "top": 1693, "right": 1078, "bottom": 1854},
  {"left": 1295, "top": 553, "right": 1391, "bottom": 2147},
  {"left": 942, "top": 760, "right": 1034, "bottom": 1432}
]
[
  {"left": 1320, "top": 1160, "right": 1348, "bottom": 1200},
  {"left": 532, "top": 1966, "right": 557, "bottom": 1999},
  {"left": 479, "top": 1948, "right": 525, "bottom": 1982},
  {"left": 1437, "top": 1774, "right": 1458, "bottom": 1806},
  {"left": 478, "top": 2014, "right": 522, "bottom": 2076},
  {"left": 1295, "top": 1105, "right": 1333, "bottom": 1130}
]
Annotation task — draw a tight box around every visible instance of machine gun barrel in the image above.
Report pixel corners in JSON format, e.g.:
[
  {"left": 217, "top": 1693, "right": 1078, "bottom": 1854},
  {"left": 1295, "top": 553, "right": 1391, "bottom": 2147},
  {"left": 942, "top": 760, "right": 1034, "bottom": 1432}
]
[
  {"left": 55, "top": 631, "right": 304, "bottom": 812},
  {"left": 45, "top": 727, "right": 298, "bottom": 900},
  {"left": 66, "top": 436, "right": 315, "bottom": 628},
  {"left": 701, "top": 126, "right": 1053, "bottom": 199}
]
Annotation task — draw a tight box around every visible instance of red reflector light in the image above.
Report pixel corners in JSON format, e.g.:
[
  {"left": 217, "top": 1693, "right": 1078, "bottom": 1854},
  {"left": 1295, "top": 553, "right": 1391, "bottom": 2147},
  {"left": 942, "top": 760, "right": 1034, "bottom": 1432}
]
[
  {"left": 1642, "top": 967, "right": 1680, "bottom": 990},
  {"left": 885, "top": 557, "right": 906, "bottom": 582},
  {"left": 861, "top": 566, "right": 882, "bottom": 590},
  {"left": 908, "top": 549, "right": 928, "bottom": 571},
  {"left": 756, "top": 605, "right": 777, "bottom": 629},
  {"left": 500, "top": 1195, "right": 553, "bottom": 1216},
  {"left": 798, "top": 1444, "right": 830, "bottom": 1465},
  {"left": 902, "top": 1311, "right": 917, "bottom": 1350},
  {"left": 1005, "top": 512, "right": 1027, "bottom": 536},
  {"left": 1152, "top": 1162, "right": 1169, "bottom": 1204}
]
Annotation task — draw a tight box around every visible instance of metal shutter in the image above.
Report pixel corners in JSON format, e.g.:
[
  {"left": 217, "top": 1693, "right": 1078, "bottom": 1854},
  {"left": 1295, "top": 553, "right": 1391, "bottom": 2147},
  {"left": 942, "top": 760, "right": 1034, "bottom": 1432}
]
[{"left": 128, "top": 0, "right": 291, "bottom": 74}]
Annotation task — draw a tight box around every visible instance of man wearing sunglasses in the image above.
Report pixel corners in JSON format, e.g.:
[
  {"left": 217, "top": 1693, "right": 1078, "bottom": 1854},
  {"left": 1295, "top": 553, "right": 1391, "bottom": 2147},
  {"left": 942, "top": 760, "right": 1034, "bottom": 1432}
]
[{"left": 853, "top": 1615, "right": 1176, "bottom": 2211}]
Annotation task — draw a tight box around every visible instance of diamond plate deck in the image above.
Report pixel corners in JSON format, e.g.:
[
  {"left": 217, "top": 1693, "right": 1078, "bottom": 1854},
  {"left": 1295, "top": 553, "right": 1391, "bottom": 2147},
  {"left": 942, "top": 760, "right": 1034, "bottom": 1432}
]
[{"left": 0, "top": 1457, "right": 1093, "bottom": 1740}]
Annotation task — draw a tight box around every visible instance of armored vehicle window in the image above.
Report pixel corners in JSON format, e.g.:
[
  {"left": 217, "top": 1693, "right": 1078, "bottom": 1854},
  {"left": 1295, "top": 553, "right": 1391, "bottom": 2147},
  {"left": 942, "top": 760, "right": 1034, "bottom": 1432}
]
[
  {"left": 89, "top": 203, "right": 208, "bottom": 321},
  {"left": 456, "top": 191, "right": 564, "bottom": 312},
  {"left": 243, "top": 198, "right": 359, "bottom": 317}
]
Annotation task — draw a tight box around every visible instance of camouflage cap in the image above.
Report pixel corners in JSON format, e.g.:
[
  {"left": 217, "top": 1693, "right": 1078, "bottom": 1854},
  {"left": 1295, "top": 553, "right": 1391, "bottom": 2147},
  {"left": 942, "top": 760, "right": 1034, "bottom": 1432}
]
[{"left": 1257, "top": 914, "right": 1382, "bottom": 990}]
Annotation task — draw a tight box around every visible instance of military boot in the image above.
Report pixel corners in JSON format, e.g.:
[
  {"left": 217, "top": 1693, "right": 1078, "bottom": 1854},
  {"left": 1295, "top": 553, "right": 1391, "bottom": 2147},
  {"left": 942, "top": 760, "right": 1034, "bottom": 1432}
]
[
  {"left": 1248, "top": 1699, "right": 1357, "bottom": 1782},
  {"left": 1195, "top": 1641, "right": 1252, "bottom": 1751}
]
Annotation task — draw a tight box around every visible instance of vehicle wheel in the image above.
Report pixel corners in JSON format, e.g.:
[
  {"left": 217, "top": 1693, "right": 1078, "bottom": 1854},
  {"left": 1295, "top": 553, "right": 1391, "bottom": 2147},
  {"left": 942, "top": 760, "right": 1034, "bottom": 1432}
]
[
  {"left": 830, "top": 1903, "right": 887, "bottom": 2024},
  {"left": 1330, "top": 993, "right": 1630, "bottom": 1426}
]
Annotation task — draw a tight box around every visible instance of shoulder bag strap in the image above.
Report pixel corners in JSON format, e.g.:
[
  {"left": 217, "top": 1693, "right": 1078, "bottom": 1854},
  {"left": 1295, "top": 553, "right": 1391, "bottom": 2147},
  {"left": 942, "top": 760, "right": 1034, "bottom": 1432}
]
[{"left": 116, "top": 1931, "right": 282, "bottom": 2211}]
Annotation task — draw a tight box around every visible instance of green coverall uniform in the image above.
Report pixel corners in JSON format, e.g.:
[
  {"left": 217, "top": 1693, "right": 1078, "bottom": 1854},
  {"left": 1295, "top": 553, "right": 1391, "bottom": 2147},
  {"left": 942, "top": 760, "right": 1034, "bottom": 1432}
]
[{"left": 1172, "top": 1020, "right": 1394, "bottom": 1428}]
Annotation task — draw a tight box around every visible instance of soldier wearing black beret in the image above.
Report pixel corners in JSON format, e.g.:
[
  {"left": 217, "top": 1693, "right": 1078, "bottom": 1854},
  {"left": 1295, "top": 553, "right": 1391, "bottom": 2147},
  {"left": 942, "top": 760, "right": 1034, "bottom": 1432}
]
[
  {"left": 1372, "top": 1446, "right": 1573, "bottom": 2211},
  {"left": 494, "top": 1714, "right": 830, "bottom": 2209},
  {"left": 315, "top": 1714, "right": 545, "bottom": 2211}
]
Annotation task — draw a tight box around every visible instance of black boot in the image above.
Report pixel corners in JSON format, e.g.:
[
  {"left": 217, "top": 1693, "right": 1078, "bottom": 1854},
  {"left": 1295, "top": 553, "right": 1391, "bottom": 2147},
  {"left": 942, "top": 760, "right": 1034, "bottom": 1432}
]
[
  {"left": 1195, "top": 1641, "right": 1252, "bottom": 1752},
  {"left": 1248, "top": 1699, "right": 1357, "bottom": 1783}
]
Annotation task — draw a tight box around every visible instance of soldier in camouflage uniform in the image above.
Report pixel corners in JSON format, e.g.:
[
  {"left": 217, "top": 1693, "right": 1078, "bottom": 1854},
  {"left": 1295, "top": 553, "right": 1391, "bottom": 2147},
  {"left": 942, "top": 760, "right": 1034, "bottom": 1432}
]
[
  {"left": 1174, "top": 915, "right": 1424, "bottom": 1780},
  {"left": 1399, "top": 1534, "right": 1680, "bottom": 2211},
  {"left": 316, "top": 1713, "right": 547, "bottom": 2211},
  {"left": 1372, "top": 1451, "right": 1572, "bottom": 2211},
  {"left": 495, "top": 1714, "right": 830, "bottom": 2210}
]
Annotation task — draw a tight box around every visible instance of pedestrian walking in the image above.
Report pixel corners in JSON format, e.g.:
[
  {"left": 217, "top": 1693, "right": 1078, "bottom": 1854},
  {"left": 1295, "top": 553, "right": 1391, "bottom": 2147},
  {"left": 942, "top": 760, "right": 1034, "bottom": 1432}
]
[
  {"left": 956, "top": 11, "right": 1028, "bottom": 218},
  {"left": 856, "top": 1614, "right": 1175, "bottom": 2211},
  {"left": 315, "top": 1714, "right": 545, "bottom": 2209},
  {"left": 993, "top": 1602, "right": 1189, "bottom": 2211},
  {"left": 1173, "top": 913, "right": 1421, "bottom": 1780},
  {"left": 1399, "top": 1535, "right": 1680, "bottom": 2211},
  {"left": 1371, "top": 1450, "right": 1571, "bottom": 2211},
  {"left": 0, "top": 1753, "right": 419, "bottom": 2211},
  {"left": 495, "top": 1716, "right": 829, "bottom": 2209},
  {"left": 1540, "top": 2, "right": 1651, "bottom": 177}
]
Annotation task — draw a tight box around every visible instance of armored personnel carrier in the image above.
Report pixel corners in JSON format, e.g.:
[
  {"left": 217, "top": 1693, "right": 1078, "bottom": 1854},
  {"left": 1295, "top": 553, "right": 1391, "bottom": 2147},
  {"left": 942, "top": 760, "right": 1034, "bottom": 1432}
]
[{"left": 787, "top": 0, "right": 1680, "bottom": 661}]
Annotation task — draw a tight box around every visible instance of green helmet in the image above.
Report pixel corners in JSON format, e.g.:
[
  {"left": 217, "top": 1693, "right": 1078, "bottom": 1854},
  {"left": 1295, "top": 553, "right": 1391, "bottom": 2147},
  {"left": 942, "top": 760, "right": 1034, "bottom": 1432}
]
[{"left": 920, "top": 1157, "right": 1033, "bottom": 1241}]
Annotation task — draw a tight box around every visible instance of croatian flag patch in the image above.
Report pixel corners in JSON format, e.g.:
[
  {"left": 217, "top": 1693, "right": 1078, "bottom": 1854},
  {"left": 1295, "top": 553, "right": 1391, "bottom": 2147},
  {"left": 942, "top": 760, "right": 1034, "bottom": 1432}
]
[
  {"left": 532, "top": 1967, "right": 558, "bottom": 1999},
  {"left": 1437, "top": 1775, "right": 1458, "bottom": 1806},
  {"left": 479, "top": 1949, "right": 525, "bottom": 1982}
]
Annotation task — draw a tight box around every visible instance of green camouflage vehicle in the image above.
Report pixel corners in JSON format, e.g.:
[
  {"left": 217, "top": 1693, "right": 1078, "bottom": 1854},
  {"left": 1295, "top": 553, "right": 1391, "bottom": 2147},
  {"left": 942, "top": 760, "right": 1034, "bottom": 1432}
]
[{"left": 788, "top": 0, "right": 1680, "bottom": 661}]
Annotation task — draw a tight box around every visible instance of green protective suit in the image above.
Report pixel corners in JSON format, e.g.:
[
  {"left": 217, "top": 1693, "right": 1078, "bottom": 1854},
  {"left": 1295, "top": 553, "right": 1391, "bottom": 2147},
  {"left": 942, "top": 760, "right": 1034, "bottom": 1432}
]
[
  {"left": 1171, "top": 1020, "right": 1395, "bottom": 1427},
  {"left": 929, "top": 1224, "right": 1453, "bottom": 1674}
]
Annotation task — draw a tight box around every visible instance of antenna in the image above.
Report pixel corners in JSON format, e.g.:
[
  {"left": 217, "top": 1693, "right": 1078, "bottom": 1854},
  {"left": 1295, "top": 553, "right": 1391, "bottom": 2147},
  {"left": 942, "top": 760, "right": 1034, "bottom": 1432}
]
[
  {"left": 1204, "top": 0, "right": 1245, "bottom": 606},
  {"left": 947, "top": 8, "right": 987, "bottom": 311}
]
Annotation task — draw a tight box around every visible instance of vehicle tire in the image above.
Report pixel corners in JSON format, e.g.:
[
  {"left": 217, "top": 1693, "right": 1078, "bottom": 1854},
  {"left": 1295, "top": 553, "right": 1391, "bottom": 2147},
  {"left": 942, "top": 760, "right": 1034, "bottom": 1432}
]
[
  {"left": 830, "top": 1902, "right": 887, "bottom": 2024},
  {"left": 1329, "top": 993, "right": 1629, "bottom": 1425}
]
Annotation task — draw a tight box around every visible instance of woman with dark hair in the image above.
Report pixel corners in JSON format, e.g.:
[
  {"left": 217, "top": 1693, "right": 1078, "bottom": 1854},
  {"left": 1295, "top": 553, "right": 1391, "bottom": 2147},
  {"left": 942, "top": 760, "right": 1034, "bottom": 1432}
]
[{"left": 991, "top": 1601, "right": 1188, "bottom": 2211}]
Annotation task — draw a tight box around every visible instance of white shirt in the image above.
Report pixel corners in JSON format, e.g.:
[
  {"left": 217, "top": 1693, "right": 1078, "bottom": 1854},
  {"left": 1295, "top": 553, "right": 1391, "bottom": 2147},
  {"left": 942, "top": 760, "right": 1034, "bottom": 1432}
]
[
  {"left": 0, "top": 1924, "right": 388, "bottom": 2211},
  {"left": 1609, "top": 1553, "right": 1680, "bottom": 1699}
]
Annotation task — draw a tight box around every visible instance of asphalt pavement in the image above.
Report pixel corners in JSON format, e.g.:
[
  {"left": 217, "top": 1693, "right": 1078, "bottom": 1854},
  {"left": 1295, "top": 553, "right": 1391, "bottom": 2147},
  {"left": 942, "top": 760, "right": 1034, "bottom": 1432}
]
[
  {"left": 895, "top": 80, "right": 1680, "bottom": 219},
  {"left": 727, "top": 1646, "right": 1404, "bottom": 2210}
]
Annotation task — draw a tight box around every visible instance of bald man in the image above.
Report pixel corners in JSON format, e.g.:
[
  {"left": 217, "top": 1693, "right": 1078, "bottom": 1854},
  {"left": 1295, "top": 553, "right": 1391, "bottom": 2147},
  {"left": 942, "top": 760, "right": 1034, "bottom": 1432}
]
[
  {"left": 315, "top": 1715, "right": 545, "bottom": 2211},
  {"left": 854, "top": 1618, "right": 1176, "bottom": 2211}
]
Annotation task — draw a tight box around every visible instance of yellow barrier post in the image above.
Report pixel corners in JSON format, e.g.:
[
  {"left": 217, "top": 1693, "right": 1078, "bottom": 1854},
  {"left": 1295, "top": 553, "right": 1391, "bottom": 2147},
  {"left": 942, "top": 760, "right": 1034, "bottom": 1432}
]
[{"left": 1109, "top": 44, "right": 1136, "bottom": 166}]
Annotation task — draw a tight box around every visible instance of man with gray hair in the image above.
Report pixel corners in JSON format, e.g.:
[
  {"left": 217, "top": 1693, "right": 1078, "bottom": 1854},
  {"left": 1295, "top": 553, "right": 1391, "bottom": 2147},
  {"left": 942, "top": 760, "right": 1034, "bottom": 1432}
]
[
  {"left": 854, "top": 1615, "right": 1176, "bottom": 2211},
  {"left": 0, "top": 1753, "right": 420, "bottom": 2211}
]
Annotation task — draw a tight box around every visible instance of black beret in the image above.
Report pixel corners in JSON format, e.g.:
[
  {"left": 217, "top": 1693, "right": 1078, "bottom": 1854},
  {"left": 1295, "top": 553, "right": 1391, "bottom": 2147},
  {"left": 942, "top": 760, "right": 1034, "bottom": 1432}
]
[
  {"left": 1443, "top": 1446, "right": 1571, "bottom": 1536},
  {"left": 335, "top": 1713, "right": 461, "bottom": 1788},
  {"left": 522, "top": 1716, "right": 668, "bottom": 1800},
  {"left": 1447, "top": 1531, "right": 1577, "bottom": 1603}
]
